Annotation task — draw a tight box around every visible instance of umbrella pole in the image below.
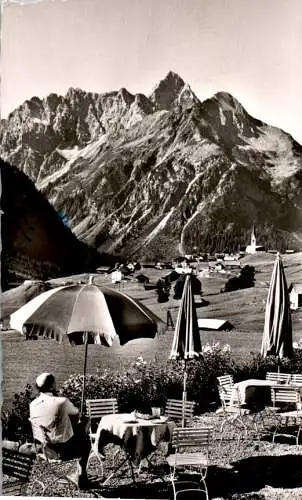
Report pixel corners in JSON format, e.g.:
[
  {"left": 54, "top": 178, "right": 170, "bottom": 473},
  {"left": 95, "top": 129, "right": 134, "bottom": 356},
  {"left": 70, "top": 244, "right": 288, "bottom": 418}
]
[
  {"left": 80, "top": 333, "right": 89, "bottom": 419},
  {"left": 182, "top": 360, "right": 187, "bottom": 428}
]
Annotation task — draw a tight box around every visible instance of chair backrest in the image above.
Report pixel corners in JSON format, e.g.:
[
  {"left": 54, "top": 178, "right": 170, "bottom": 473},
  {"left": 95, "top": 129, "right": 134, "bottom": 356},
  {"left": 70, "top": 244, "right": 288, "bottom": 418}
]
[
  {"left": 291, "top": 374, "right": 302, "bottom": 385},
  {"left": 2, "top": 448, "right": 35, "bottom": 495},
  {"left": 217, "top": 375, "right": 234, "bottom": 388},
  {"left": 171, "top": 426, "right": 212, "bottom": 449},
  {"left": 266, "top": 372, "right": 291, "bottom": 384},
  {"left": 271, "top": 386, "right": 301, "bottom": 406},
  {"left": 86, "top": 398, "right": 118, "bottom": 420},
  {"left": 165, "top": 399, "right": 195, "bottom": 421},
  {"left": 217, "top": 375, "right": 236, "bottom": 407},
  {"left": 218, "top": 386, "right": 235, "bottom": 407}
]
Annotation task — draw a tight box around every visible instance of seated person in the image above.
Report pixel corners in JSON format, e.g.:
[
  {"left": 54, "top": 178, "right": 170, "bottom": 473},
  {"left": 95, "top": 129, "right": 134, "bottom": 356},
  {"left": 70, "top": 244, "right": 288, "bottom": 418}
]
[{"left": 30, "top": 372, "right": 91, "bottom": 489}]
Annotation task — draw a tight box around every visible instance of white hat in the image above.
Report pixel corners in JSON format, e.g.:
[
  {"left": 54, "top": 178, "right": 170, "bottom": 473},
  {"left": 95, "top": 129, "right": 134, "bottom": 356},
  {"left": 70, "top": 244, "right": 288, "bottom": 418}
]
[{"left": 36, "top": 372, "right": 52, "bottom": 388}]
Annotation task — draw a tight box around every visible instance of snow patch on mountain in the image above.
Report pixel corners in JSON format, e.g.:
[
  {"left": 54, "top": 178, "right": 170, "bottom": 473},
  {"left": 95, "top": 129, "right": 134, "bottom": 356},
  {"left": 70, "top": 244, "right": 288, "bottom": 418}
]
[
  {"left": 144, "top": 209, "right": 175, "bottom": 244},
  {"left": 219, "top": 107, "right": 226, "bottom": 126},
  {"left": 57, "top": 146, "right": 81, "bottom": 161},
  {"left": 37, "top": 155, "right": 75, "bottom": 190}
]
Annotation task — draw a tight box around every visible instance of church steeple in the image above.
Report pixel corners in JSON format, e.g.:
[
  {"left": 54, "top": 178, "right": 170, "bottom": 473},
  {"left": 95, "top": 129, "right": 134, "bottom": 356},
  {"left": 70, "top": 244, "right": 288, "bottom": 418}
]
[
  {"left": 251, "top": 224, "right": 256, "bottom": 248},
  {"left": 246, "top": 224, "right": 262, "bottom": 254}
]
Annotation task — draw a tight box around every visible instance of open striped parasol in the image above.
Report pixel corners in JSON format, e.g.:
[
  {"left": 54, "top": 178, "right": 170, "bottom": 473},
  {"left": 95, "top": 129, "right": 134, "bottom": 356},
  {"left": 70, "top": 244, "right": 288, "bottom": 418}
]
[{"left": 10, "top": 278, "right": 164, "bottom": 414}]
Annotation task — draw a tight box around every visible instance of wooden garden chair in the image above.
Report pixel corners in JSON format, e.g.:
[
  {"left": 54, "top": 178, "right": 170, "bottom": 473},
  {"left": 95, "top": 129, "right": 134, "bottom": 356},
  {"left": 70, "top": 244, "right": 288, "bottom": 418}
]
[
  {"left": 217, "top": 375, "right": 239, "bottom": 406},
  {"left": 271, "top": 386, "right": 302, "bottom": 444},
  {"left": 216, "top": 377, "right": 261, "bottom": 447},
  {"left": 166, "top": 426, "right": 212, "bottom": 500},
  {"left": 266, "top": 372, "right": 291, "bottom": 384},
  {"left": 86, "top": 397, "right": 119, "bottom": 471},
  {"left": 138, "top": 399, "right": 196, "bottom": 470},
  {"left": 2, "top": 448, "right": 35, "bottom": 496},
  {"left": 165, "top": 399, "right": 195, "bottom": 425},
  {"left": 291, "top": 374, "right": 302, "bottom": 386}
]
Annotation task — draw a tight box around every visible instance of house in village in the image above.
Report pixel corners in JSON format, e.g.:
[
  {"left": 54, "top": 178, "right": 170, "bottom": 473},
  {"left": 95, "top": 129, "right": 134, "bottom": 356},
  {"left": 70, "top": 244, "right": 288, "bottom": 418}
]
[
  {"left": 198, "top": 318, "right": 234, "bottom": 331},
  {"left": 289, "top": 283, "right": 302, "bottom": 310}
]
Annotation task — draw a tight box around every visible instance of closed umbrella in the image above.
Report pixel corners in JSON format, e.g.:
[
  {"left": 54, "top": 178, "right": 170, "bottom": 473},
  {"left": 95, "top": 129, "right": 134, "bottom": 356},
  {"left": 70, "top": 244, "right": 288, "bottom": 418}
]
[
  {"left": 170, "top": 273, "right": 202, "bottom": 426},
  {"left": 261, "top": 253, "right": 293, "bottom": 369},
  {"left": 10, "top": 277, "right": 164, "bottom": 414}
]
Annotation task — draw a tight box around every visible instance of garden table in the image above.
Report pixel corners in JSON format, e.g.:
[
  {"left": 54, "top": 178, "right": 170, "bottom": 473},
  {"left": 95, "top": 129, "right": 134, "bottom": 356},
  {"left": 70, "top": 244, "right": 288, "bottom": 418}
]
[
  {"left": 94, "top": 412, "right": 175, "bottom": 484},
  {"left": 230, "top": 379, "right": 280, "bottom": 408}
]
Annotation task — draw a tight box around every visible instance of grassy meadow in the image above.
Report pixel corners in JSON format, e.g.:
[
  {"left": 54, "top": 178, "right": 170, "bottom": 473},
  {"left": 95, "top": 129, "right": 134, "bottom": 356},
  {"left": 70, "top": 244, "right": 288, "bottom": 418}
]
[{"left": 2, "top": 252, "right": 302, "bottom": 406}]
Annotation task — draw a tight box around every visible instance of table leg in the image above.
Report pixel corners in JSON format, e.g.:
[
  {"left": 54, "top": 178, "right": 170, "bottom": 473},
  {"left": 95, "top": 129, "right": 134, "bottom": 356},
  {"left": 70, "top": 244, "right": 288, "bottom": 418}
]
[{"left": 102, "top": 449, "right": 136, "bottom": 486}]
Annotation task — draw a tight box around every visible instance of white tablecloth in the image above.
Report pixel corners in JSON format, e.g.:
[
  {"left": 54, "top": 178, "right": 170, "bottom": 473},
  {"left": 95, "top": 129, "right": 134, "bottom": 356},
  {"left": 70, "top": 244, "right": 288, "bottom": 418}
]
[
  {"left": 231, "top": 379, "right": 278, "bottom": 405},
  {"left": 95, "top": 413, "right": 175, "bottom": 462}
]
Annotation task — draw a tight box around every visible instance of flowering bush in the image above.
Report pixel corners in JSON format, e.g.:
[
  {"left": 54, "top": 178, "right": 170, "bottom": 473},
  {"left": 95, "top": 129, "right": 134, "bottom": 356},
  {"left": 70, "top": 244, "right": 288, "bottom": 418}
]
[
  {"left": 293, "top": 338, "right": 302, "bottom": 350},
  {"left": 5, "top": 345, "right": 302, "bottom": 442},
  {"left": 62, "top": 344, "right": 235, "bottom": 414},
  {"left": 61, "top": 357, "right": 183, "bottom": 413}
]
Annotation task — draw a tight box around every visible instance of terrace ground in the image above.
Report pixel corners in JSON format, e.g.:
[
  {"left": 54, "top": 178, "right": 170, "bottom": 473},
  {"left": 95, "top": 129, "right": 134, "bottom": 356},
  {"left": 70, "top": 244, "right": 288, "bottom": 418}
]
[
  {"left": 13, "top": 414, "right": 302, "bottom": 499},
  {"left": 2, "top": 252, "right": 302, "bottom": 499}
]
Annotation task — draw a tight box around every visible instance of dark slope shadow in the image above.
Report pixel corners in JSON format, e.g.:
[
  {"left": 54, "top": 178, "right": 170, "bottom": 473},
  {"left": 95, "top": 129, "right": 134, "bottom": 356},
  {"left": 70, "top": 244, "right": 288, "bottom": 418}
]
[
  {"left": 94, "top": 480, "right": 171, "bottom": 499},
  {"left": 86, "top": 455, "right": 302, "bottom": 499},
  {"left": 205, "top": 454, "right": 302, "bottom": 498}
]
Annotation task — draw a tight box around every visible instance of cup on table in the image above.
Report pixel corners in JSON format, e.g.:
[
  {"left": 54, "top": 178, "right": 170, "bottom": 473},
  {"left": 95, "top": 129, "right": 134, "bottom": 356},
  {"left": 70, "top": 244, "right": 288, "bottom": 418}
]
[{"left": 151, "top": 407, "right": 161, "bottom": 418}]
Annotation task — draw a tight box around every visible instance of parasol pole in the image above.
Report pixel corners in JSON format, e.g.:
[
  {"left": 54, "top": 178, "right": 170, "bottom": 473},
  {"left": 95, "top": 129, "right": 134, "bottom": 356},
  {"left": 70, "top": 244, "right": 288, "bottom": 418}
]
[
  {"left": 277, "top": 355, "right": 281, "bottom": 379},
  {"left": 182, "top": 275, "right": 191, "bottom": 427},
  {"left": 80, "top": 332, "right": 89, "bottom": 418},
  {"left": 182, "top": 359, "right": 187, "bottom": 428}
]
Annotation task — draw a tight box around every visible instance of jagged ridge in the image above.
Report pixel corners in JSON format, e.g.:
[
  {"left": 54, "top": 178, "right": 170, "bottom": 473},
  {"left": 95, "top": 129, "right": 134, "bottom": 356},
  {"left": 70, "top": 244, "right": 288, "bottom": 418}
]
[{"left": 1, "top": 71, "right": 302, "bottom": 261}]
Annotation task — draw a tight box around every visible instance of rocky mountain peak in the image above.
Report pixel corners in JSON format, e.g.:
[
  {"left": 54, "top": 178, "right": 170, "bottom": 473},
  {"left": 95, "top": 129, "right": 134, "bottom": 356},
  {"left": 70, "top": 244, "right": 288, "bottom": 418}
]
[
  {"left": 214, "top": 91, "right": 251, "bottom": 117},
  {"left": 2, "top": 73, "right": 302, "bottom": 263},
  {"left": 133, "top": 93, "right": 154, "bottom": 113},
  {"left": 117, "top": 87, "right": 135, "bottom": 105},
  {"left": 149, "top": 71, "right": 186, "bottom": 110},
  {"left": 177, "top": 82, "right": 199, "bottom": 109},
  {"left": 65, "top": 87, "right": 86, "bottom": 100},
  {"left": 43, "top": 93, "right": 62, "bottom": 113}
]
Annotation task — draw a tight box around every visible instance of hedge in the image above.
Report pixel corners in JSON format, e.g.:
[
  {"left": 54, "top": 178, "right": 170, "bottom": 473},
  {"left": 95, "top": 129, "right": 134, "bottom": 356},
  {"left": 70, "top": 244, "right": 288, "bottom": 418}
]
[{"left": 4, "top": 344, "right": 302, "bottom": 443}]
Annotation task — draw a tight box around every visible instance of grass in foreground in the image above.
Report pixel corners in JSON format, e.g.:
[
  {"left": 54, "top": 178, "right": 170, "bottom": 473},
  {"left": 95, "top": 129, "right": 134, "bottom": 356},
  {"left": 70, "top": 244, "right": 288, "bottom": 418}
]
[{"left": 13, "top": 412, "right": 302, "bottom": 499}]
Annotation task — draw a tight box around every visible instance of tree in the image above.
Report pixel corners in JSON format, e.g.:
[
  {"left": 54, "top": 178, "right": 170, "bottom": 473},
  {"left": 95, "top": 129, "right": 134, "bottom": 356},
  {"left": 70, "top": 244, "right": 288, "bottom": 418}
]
[
  {"left": 223, "top": 265, "right": 255, "bottom": 292},
  {"left": 156, "top": 278, "right": 170, "bottom": 303}
]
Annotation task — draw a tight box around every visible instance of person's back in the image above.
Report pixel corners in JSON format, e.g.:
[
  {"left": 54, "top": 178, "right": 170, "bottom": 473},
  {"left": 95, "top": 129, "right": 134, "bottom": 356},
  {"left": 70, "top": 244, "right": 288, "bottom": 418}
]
[
  {"left": 30, "top": 392, "right": 75, "bottom": 444},
  {"left": 29, "top": 372, "right": 91, "bottom": 489}
]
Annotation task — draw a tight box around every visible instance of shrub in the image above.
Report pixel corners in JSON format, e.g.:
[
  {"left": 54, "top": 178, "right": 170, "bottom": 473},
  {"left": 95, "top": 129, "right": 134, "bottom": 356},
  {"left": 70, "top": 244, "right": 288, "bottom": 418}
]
[
  {"left": 2, "top": 384, "right": 34, "bottom": 443},
  {"left": 61, "top": 346, "right": 234, "bottom": 414},
  {"left": 4, "top": 348, "right": 302, "bottom": 442},
  {"left": 156, "top": 278, "right": 170, "bottom": 302},
  {"left": 223, "top": 265, "right": 255, "bottom": 292}
]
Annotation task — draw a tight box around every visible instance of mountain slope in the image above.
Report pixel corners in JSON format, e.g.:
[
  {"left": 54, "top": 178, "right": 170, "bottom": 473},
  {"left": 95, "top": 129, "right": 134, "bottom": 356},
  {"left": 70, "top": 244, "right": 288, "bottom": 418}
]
[
  {"left": 1, "top": 72, "right": 302, "bottom": 259},
  {"left": 0, "top": 159, "right": 100, "bottom": 290}
]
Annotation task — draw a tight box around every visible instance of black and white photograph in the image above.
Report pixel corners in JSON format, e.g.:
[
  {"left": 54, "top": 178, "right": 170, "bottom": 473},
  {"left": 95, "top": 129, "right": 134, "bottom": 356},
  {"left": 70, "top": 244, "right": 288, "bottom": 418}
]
[{"left": 2, "top": 0, "right": 302, "bottom": 498}]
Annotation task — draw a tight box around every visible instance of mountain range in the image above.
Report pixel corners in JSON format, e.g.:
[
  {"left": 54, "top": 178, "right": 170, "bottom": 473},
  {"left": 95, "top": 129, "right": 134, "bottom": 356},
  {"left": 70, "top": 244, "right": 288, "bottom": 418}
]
[{"left": 1, "top": 71, "right": 302, "bottom": 263}]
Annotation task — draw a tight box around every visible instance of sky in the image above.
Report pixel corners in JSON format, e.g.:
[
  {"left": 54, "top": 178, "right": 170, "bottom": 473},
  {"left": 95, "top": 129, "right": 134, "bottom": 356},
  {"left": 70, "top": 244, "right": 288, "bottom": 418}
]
[{"left": 1, "top": 0, "right": 302, "bottom": 142}]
